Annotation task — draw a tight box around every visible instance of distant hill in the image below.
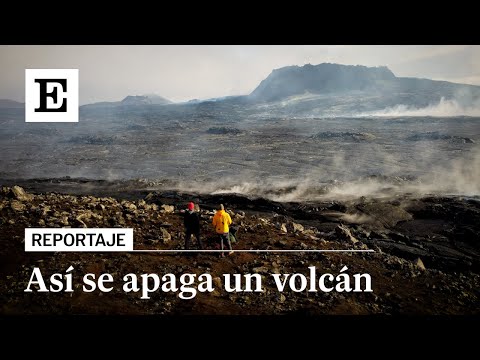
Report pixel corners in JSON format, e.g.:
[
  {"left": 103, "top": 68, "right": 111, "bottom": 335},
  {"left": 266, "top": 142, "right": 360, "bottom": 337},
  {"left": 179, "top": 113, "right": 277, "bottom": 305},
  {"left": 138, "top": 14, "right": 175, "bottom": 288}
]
[
  {"left": 0, "top": 99, "right": 24, "bottom": 109},
  {"left": 120, "top": 94, "right": 172, "bottom": 105},
  {"left": 249, "top": 63, "right": 480, "bottom": 104},
  {"left": 82, "top": 94, "right": 172, "bottom": 108}
]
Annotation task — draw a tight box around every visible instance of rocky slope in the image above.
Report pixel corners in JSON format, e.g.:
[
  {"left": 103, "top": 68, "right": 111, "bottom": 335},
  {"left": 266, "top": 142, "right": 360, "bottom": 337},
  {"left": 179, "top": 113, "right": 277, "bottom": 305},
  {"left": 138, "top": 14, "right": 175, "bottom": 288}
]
[{"left": 0, "top": 185, "right": 479, "bottom": 314}]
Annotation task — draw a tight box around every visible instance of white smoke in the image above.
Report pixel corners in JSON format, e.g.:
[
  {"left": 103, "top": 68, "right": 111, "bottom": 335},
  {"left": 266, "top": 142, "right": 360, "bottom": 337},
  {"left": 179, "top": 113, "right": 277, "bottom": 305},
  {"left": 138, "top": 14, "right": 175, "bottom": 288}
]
[
  {"left": 421, "top": 145, "right": 480, "bottom": 195},
  {"left": 360, "top": 97, "right": 480, "bottom": 117},
  {"left": 168, "top": 145, "right": 480, "bottom": 201}
]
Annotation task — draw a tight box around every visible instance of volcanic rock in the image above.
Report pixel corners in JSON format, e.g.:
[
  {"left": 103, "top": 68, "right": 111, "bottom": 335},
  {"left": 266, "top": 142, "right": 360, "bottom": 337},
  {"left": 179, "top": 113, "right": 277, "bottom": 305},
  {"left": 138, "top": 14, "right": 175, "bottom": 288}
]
[
  {"left": 11, "top": 186, "right": 33, "bottom": 202},
  {"left": 335, "top": 224, "right": 359, "bottom": 243}
]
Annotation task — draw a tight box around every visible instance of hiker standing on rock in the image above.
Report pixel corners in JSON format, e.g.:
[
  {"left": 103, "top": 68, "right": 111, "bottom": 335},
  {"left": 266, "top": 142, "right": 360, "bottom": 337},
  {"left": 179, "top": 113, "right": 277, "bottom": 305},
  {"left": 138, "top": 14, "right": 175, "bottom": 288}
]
[
  {"left": 184, "top": 202, "right": 203, "bottom": 251},
  {"left": 212, "top": 204, "right": 233, "bottom": 257}
]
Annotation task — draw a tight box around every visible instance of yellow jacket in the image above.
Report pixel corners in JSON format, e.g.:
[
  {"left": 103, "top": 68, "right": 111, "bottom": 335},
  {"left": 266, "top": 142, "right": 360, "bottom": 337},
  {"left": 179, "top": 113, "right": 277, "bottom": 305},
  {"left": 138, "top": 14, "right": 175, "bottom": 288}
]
[{"left": 212, "top": 210, "right": 232, "bottom": 234}]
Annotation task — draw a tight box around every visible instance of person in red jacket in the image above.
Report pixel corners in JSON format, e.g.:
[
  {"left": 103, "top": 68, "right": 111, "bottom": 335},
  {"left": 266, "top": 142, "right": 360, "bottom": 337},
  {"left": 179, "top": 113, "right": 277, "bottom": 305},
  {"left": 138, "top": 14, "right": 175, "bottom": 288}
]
[
  {"left": 212, "top": 204, "right": 233, "bottom": 257},
  {"left": 184, "top": 202, "right": 203, "bottom": 250}
]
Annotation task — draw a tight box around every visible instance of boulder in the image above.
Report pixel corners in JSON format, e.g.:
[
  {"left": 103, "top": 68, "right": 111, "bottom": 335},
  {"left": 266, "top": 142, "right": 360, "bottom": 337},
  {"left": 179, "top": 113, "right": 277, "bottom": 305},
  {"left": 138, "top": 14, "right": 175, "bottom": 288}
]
[
  {"left": 161, "top": 204, "right": 175, "bottom": 213},
  {"left": 11, "top": 200, "right": 25, "bottom": 212},
  {"left": 58, "top": 216, "right": 69, "bottom": 226},
  {"left": 122, "top": 201, "right": 137, "bottom": 212},
  {"left": 335, "top": 224, "right": 359, "bottom": 243},
  {"left": 118, "top": 215, "right": 126, "bottom": 226},
  {"left": 414, "top": 258, "right": 426, "bottom": 271},
  {"left": 11, "top": 186, "right": 34, "bottom": 202},
  {"left": 287, "top": 222, "right": 304, "bottom": 233},
  {"left": 40, "top": 205, "right": 51, "bottom": 217},
  {"left": 137, "top": 199, "right": 147, "bottom": 209},
  {"left": 74, "top": 213, "right": 88, "bottom": 228},
  {"left": 160, "top": 228, "right": 171, "bottom": 244},
  {"left": 148, "top": 203, "right": 159, "bottom": 211}
]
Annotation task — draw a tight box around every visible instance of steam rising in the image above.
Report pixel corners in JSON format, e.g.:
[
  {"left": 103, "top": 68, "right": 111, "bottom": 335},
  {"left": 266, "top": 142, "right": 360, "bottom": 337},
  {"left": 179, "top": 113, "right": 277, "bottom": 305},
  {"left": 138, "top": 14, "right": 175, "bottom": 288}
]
[
  {"left": 360, "top": 97, "right": 480, "bottom": 117},
  {"left": 2, "top": 82, "right": 480, "bottom": 203},
  {"left": 168, "top": 145, "right": 480, "bottom": 201}
]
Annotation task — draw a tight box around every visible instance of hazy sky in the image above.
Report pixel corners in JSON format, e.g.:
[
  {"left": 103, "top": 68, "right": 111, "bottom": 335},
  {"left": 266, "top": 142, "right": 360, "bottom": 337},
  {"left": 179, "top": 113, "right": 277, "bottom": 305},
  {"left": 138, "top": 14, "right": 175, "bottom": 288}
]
[{"left": 1, "top": 45, "right": 479, "bottom": 105}]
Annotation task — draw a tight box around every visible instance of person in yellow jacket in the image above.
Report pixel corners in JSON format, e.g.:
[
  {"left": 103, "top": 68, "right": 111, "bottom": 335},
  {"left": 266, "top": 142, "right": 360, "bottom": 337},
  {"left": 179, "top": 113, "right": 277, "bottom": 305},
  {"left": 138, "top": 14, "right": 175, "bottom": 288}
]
[{"left": 212, "top": 204, "right": 234, "bottom": 257}]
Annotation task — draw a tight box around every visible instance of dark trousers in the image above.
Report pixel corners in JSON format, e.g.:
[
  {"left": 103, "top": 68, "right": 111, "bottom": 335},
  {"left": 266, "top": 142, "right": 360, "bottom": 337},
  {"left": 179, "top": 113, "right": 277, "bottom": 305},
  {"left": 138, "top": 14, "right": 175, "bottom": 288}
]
[
  {"left": 185, "top": 229, "right": 203, "bottom": 250},
  {"left": 219, "top": 233, "right": 232, "bottom": 252}
]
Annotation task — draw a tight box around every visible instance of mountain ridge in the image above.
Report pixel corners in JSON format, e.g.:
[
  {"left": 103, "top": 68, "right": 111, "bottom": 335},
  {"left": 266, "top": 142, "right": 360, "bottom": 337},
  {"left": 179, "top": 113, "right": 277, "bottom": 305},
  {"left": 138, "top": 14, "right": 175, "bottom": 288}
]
[
  {"left": 2, "top": 63, "right": 480, "bottom": 113},
  {"left": 0, "top": 99, "right": 24, "bottom": 108},
  {"left": 248, "top": 63, "right": 480, "bottom": 103}
]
